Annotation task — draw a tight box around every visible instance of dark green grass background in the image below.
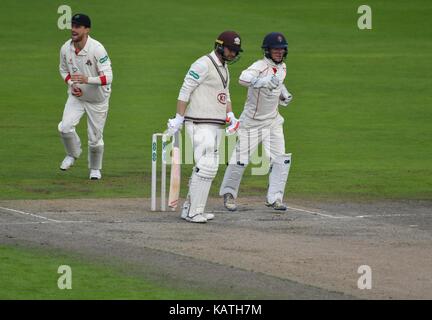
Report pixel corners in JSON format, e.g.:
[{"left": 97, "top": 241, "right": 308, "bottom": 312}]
[
  {"left": 1, "top": 0, "right": 431, "bottom": 200},
  {"left": 0, "top": 245, "right": 223, "bottom": 299}
]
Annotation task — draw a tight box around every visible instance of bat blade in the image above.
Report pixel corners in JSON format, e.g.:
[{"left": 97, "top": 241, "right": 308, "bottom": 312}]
[{"left": 168, "top": 132, "right": 181, "bottom": 210}]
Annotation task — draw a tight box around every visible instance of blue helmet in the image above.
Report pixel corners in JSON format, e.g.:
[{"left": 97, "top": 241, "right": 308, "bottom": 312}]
[{"left": 261, "top": 32, "right": 288, "bottom": 63}]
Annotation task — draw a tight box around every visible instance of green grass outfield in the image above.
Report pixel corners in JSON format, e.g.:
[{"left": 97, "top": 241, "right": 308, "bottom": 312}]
[
  {"left": 0, "top": 244, "right": 222, "bottom": 299},
  {"left": 0, "top": 0, "right": 431, "bottom": 200}
]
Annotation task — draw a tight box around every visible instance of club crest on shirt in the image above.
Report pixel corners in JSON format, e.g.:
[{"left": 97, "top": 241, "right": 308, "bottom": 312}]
[
  {"left": 86, "top": 59, "right": 92, "bottom": 66},
  {"left": 217, "top": 93, "right": 227, "bottom": 105}
]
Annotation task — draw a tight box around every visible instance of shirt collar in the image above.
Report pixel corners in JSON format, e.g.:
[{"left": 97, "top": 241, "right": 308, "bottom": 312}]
[
  {"left": 69, "top": 35, "right": 91, "bottom": 55},
  {"left": 264, "top": 56, "right": 279, "bottom": 68},
  {"left": 210, "top": 50, "right": 225, "bottom": 67}
]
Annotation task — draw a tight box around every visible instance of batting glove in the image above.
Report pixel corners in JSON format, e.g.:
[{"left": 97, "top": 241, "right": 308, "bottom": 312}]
[
  {"left": 225, "top": 112, "right": 240, "bottom": 135},
  {"left": 167, "top": 113, "right": 184, "bottom": 136}
]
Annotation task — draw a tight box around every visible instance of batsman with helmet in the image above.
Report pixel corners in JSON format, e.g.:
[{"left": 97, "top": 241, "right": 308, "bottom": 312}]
[
  {"left": 220, "top": 32, "right": 293, "bottom": 211},
  {"left": 166, "top": 31, "right": 242, "bottom": 223}
]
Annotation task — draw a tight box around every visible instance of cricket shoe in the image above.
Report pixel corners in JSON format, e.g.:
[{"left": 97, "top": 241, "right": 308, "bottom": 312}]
[
  {"left": 60, "top": 156, "right": 75, "bottom": 171},
  {"left": 181, "top": 201, "right": 213, "bottom": 221},
  {"left": 223, "top": 193, "right": 237, "bottom": 211},
  {"left": 89, "top": 169, "right": 102, "bottom": 180},
  {"left": 185, "top": 214, "right": 207, "bottom": 223},
  {"left": 202, "top": 213, "right": 214, "bottom": 220},
  {"left": 265, "top": 199, "right": 287, "bottom": 211}
]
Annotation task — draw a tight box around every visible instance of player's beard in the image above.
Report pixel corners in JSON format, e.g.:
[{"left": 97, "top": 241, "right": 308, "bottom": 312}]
[{"left": 72, "top": 34, "right": 83, "bottom": 43}]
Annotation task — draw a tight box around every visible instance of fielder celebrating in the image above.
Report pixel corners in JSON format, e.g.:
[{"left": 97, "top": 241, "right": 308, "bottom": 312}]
[
  {"left": 58, "top": 13, "right": 113, "bottom": 180},
  {"left": 219, "top": 32, "right": 293, "bottom": 211},
  {"left": 166, "top": 31, "right": 242, "bottom": 223}
]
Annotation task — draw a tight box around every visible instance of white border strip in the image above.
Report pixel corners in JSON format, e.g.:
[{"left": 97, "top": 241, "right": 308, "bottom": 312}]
[
  {"left": 286, "top": 206, "right": 350, "bottom": 219},
  {"left": 0, "top": 206, "right": 61, "bottom": 223}
]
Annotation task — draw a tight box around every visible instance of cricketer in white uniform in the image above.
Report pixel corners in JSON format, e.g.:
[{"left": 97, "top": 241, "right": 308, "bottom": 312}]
[
  {"left": 220, "top": 32, "right": 293, "bottom": 211},
  {"left": 166, "top": 31, "right": 242, "bottom": 223},
  {"left": 58, "top": 13, "right": 113, "bottom": 180}
]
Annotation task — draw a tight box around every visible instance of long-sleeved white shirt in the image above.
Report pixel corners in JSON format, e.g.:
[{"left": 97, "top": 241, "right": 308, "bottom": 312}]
[
  {"left": 59, "top": 36, "right": 113, "bottom": 103},
  {"left": 178, "top": 51, "right": 231, "bottom": 125},
  {"left": 239, "top": 57, "right": 287, "bottom": 121}
]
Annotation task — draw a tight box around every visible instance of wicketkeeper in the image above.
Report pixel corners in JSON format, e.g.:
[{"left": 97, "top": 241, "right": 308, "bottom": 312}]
[
  {"left": 58, "top": 13, "right": 113, "bottom": 180},
  {"left": 166, "top": 31, "right": 242, "bottom": 223},
  {"left": 219, "top": 32, "right": 293, "bottom": 211}
]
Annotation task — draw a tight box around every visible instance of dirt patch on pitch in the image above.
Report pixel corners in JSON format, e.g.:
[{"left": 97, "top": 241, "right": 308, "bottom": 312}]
[{"left": 1, "top": 197, "right": 431, "bottom": 299}]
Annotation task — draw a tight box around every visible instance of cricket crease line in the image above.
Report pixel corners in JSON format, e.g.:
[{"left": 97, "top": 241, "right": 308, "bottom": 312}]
[
  {"left": 0, "top": 220, "right": 92, "bottom": 226},
  {"left": 286, "top": 206, "right": 350, "bottom": 219},
  {"left": 355, "top": 213, "right": 425, "bottom": 218},
  {"left": 0, "top": 221, "right": 52, "bottom": 226},
  {"left": 0, "top": 206, "right": 61, "bottom": 223}
]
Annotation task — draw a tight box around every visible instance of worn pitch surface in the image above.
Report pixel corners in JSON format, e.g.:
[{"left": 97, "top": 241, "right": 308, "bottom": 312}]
[{"left": 1, "top": 198, "right": 431, "bottom": 299}]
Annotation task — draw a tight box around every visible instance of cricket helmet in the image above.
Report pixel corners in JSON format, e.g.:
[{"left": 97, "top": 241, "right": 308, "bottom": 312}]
[
  {"left": 215, "top": 31, "right": 243, "bottom": 64},
  {"left": 261, "top": 32, "right": 288, "bottom": 63}
]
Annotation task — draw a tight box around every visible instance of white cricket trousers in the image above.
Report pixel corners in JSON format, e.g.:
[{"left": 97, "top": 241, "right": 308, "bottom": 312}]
[
  {"left": 229, "top": 113, "right": 286, "bottom": 165},
  {"left": 58, "top": 95, "right": 109, "bottom": 148}
]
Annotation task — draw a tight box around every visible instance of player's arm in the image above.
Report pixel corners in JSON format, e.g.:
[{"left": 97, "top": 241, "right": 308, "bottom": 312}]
[
  {"left": 238, "top": 65, "right": 260, "bottom": 87},
  {"left": 225, "top": 88, "right": 239, "bottom": 135},
  {"left": 167, "top": 60, "right": 208, "bottom": 135},
  {"left": 239, "top": 62, "right": 278, "bottom": 89},
  {"left": 59, "top": 46, "right": 73, "bottom": 86},
  {"left": 279, "top": 84, "right": 293, "bottom": 107},
  {"left": 177, "top": 60, "right": 208, "bottom": 105},
  {"left": 71, "top": 45, "right": 113, "bottom": 85}
]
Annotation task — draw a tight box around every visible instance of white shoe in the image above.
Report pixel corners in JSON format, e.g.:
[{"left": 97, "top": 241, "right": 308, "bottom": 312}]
[
  {"left": 185, "top": 214, "right": 207, "bottom": 223},
  {"left": 265, "top": 199, "right": 287, "bottom": 211},
  {"left": 202, "top": 213, "right": 214, "bottom": 220},
  {"left": 60, "top": 156, "right": 75, "bottom": 171},
  {"left": 223, "top": 193, "right": 237, "bottom": 211},
  {"left": 89, "top": 169, "right": 102, "bottom": 180},
  {"left": 180, "top": 200, "right": 213, "bottom": 221}
]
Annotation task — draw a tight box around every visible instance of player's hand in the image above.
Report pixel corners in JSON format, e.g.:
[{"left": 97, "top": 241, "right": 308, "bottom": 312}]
[
  {"left": 252, "top": 74, "right": 279, "bottom": 89},
  {"left": 71, "top": 84, "right": 83, "bottom": 97},
  {"left": 167, "top": 113, "right": 184, "bottom": 136},
  {"left": 279, "top": 86, "right": 292, "bottom": 107},
  {"left": 225, "top": 112, "right": 240, "bottom": 135},
  {"left": 71, "top": 74, "right": 88, "bottom": 84}
]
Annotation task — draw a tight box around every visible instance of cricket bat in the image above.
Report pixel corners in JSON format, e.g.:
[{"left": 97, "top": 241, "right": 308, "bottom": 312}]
[{"left": 168, "top": 131, "right": 181, "bottom": 210}]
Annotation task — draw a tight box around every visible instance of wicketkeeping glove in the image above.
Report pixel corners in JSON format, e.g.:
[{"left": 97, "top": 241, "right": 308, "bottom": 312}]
[
  {"left": 251, "top": 74, "right": 280, "bottom": 90},
  {"left": 279, "top": 86, "right": 293, "bottom": 107}
]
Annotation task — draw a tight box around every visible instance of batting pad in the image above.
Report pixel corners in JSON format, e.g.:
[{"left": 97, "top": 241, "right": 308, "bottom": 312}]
[
  {"left": 219, "top": 162, "right": 247, "bottom": 198},
  {"left": 187, "top": 170, "right": 213, "bottom": 217},
  {"left": 267, "top": 153, "right": 292, "bottom": 204}
]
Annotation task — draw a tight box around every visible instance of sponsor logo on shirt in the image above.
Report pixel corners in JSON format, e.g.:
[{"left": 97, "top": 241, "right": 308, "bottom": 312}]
[
  {"left": 188, "top": 70, "right": 200, "bottom": 80},
  {"left": 99, "top": 55, "right": 109, "bottom": 63},
  {"left": 217, "top": 93, "right": 227, "bottom": 105}
]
